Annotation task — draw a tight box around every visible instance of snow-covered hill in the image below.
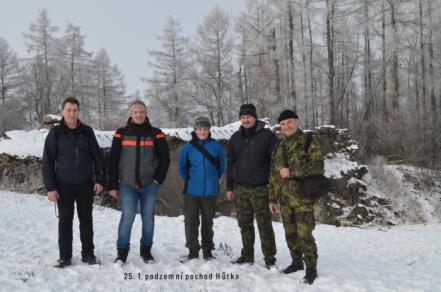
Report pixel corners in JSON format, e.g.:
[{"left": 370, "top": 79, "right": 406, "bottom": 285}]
[
  {"left": 363, "top": 160, "right": 441, "bottom": 224},
  {"left": 0, "top": 190, "right": 440, "bottom": 291}
]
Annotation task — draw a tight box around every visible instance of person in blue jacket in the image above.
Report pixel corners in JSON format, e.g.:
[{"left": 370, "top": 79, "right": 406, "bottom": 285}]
[{"left": 178, "top": 116, "right": 226, "bottom": 260}]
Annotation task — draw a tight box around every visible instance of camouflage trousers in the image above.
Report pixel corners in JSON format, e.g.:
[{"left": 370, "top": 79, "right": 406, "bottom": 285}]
[
  {"left": 234, "top": 185, "right": 276, "bottom": 262},
  {"left": 280, "top": 192, "right": 318, "bottom": 269}
]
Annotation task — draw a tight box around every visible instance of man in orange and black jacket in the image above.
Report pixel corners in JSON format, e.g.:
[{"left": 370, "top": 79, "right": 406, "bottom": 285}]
[{"left": 108, "top": 100, "right": 170, "bottom": 264}]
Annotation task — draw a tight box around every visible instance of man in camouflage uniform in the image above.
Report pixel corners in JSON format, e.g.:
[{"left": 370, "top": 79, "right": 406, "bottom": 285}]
[
  {"left": 268, "top": 110, "right": 324, "bottom": 284},
  {"left": 226, "top": 104, "right": 278, "bottom": 268}
]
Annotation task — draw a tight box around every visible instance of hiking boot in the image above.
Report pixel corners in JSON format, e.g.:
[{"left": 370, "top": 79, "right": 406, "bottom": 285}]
[
  {"left": 188, "top": 249, "right": 199, "bottom": 260},
  {"left": 114, "top": 248, "right": 129, "bottom": 264},
  {"left": 202, "top": 249, "right": 215, "bottom": 260},
  {"left": 232, "top": 256, "right": 254, "bottom": 264},
  {"left": 140, "top": 246, "right": 154, "bottom": 263},
  {"left": 264, "top": 257, "right": 276, "bottom": 269},
  {"left": 283, "top": 259, "right": 304, "bottom": 274},
  {"left": 54, "top": 258, "right": 71, "bottom": 268},
  {"left": 303, "top": 267, "right": 318, "bottom": 284},
  {"left": 82, "top": 253, "right": 101, "bottom": 265}
]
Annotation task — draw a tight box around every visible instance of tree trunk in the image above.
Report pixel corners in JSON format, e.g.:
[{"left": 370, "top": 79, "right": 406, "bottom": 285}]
[
  {"left": 381, "top": 0, "right": 388, "bottom": 122},
  {"left": 300, "top": 0, "right": 309, "bottom": 128},
  {"left": 287, "top": 0, "right": 297, "bottom": 112},
  {"left": 389, "top": 0, "right": 400, "bottom": 111},
  {"left": 326, "top": 0, "right": 336, "bottom": 125},
  {"left": 306, "top": 0, "right": 316, "bottom": 126}
]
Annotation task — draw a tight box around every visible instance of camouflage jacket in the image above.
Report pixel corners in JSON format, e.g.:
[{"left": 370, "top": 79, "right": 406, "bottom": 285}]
[{"left": 268, "top": 129, "right": 324, "bottom": 203}]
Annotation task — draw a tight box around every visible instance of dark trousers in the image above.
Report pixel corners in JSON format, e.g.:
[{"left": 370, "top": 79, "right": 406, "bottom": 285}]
[
  {"left": 184, "top": 195, "right": 217, "bottom": 252},
  {"left": 57, "top": 182, "right": 94, "bottom": 259}
]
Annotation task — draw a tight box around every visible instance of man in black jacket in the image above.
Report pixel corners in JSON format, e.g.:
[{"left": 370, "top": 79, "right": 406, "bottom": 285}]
[
  {"left": 108, "top": 100, "right": 170, "bottom": 264},
  {"left": 42, "top": 97, "right": 104, "bottom": 268},
  {"left": 226, "top": 104, "right": 278, "bottom": 268}
]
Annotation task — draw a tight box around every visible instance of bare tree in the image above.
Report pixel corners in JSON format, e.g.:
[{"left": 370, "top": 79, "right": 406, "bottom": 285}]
[
  {"left": 0, "top": 37, "right": 21, "bottom": 134},
  {"left": 23, "top": 9, "right": 59, "bottom": 121},
  {"left": 195, "top": 5, "right": 235, "bottom": 125},
  {"left": 91, "top": 48, "right": 126, "bottom": 130},
  {"left": 146, "top": 17, "right": 191, "bottom": 127}
]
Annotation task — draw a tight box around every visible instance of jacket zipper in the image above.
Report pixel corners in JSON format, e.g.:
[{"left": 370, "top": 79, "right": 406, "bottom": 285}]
[
  {"left": 203, "top": 141, "right": 206, "bottom": 195},
  {"left": 68, "top": 130, "right": 79, "bottom": 183}
]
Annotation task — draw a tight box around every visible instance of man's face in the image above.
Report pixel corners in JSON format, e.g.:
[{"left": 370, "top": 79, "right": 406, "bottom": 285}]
[
  {"left": 62, "top": 102, "right": 79, "bottom": 125},
  {"left": 131, "top": 106, "right": 147, "bottom": 124},
  {"left": 240, "top": 115, "right": 256, "bottom": 129},
  {"left": 195, "top": 128, "right": 210, "bottom": 140},
  {"left": 280, "top": 118, "right": 300, "bottom": 136}
]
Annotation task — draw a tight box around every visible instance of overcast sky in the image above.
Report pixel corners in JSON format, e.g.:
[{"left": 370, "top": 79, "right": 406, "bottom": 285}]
[{"left": 0, "top": 0, "right": 245, "bottom": 95}]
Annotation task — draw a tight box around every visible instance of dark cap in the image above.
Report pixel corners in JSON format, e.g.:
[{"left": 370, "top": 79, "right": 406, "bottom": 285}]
[
  {"left": 239, "top": 103, "right": 257, "bottom": 119},
  {"left": 278, "top": 109, "right": 299, "bottom": 123},
  {"left": 193, "top": 116, "right": 211, "bottom": 129}
]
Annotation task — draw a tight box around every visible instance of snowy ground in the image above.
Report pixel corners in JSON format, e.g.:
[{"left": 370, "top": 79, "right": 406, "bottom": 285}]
[{"left": 1, "top": 191, "right": 440, "bottom": 292}]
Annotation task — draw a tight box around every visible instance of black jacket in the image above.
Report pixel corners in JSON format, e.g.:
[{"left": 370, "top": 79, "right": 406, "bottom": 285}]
[
  {"left": 226, "top": 120, "right": 278, "bottom": 190},
  {"left": 108, "top": 118, "right": 170, "bottom": 190},
  {"left": 42, "top": 119, "right": 104, "bottom": 191}
]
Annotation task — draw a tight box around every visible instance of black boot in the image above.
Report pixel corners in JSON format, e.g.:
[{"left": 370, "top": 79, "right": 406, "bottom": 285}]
[
  {"left": 232, "top": 256, "right": 254, "bottom": 264},
  {"left": 202, "top": 249, "right": 215, "bottom": 260},
  {"left": 54, "top": 258, "right": 71, "bottom": 268},
  {"left": 114, "top": 248, "right": 129, "bottom": 264},
  {"left": 82, "top": 251, "right": 101, "bottom": 265},
  {"left": 283, "top": 259, "right": 304, "bottom": 274},
  {"left": 303, "top": 267, "right": 317, "bottom": 284},
  {"left": 140, "top": 246, "right": 155, "bottom": 263},
  {"left": 264, "top": 257, "right": 276, "bottom": 269},
  {"left": 179, "top": 249, "right": 199, "bottom": 263},
  {"left": 188, "top": 249, "right": 199, "bottom": 260}
]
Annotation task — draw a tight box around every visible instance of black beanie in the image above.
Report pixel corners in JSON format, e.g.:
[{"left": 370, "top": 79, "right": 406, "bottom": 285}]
[
  {"left": 278, "top": 110, "right": 299, "bottom": 123},
  {"left": 239, "top": 103, "right": 257, "bottom": 119}
]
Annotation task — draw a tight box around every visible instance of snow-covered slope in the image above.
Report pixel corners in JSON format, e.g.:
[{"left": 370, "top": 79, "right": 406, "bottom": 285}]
[
  {"left": 0, "top": 190, "right": 440, "bottom": 291},
  {"left": 363, "top": 162, "right": 441, "bottom": 224}
]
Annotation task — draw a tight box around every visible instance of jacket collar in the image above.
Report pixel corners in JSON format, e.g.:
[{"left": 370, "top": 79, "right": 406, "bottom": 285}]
[
  {"left": 283, "top": 128, "right": 304, "bottom": 141},
  {"left": 126, "top": 117, "right": 152, "bottom": 129},
  {"left": 59, "top": 117, "right": 82, "bottom": 130},
  {"left": 191, "top": 131, "right": 212, "bottom": 143},
  {"left": 239, "top": 119, "right": 265, "bottom": 136}
]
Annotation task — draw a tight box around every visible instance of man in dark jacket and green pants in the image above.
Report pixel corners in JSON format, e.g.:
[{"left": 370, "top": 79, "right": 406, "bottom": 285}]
[
  {"left": 226, "top": 104, "right": 278, "bottom": 268},
  {"left": 43, "top": 97, "right": 104, "bottom": 268}
]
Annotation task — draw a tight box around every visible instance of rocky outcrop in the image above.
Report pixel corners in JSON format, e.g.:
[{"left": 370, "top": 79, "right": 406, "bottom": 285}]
[{"left": 0, "top": 125, "right": 402, "bottom": 226}]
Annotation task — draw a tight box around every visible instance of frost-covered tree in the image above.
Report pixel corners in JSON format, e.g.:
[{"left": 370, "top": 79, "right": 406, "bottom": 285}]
[
  {"left": 90, "top": 48, "right": 126, "bottom": 130},
  {"left": 60, "top": 23, "right": 92, "bottom": 119},
  {"left": 194, "top": 6, "right": 235, "bottom": 125},
  {"left": 22, "top": 9, "right": 61, "bottom": 121},
  {"left": 146, "top": 17, "right": 191, "bottom": 127},
  {"left": 0, "top": 37, "right": 21, "bottom": 134}
]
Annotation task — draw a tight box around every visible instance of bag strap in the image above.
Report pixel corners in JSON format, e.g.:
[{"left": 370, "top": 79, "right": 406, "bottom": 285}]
[
  {"left": 281, "top": 142, "right": 289, "bottom": 168},
  {"left": 190, "top": 140, "right": 220, "bottom": 169},
  {"left": 304, "top": 132, "right": 313, "bottom": 153},
  {"left": 281, "top": 131, "right": 314, "bottom": 169},
  {"left": 183, "top": 154, "right": 191, "bottom": 194}
]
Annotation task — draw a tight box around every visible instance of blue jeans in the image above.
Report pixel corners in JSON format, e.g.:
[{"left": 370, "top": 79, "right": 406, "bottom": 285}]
[{"left": 116, "top": 182, "right": 160, "bottom": 250}]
